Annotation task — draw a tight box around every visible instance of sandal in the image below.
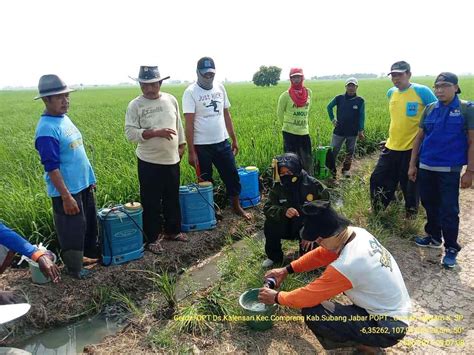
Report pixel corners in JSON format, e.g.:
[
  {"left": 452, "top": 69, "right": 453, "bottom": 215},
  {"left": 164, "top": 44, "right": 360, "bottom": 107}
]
[
  {"left": 146, "top": 241, "right": 164, "bottom": 254},
  {"left": 164, "top": 233, "right": 189, "bottom": 242}
]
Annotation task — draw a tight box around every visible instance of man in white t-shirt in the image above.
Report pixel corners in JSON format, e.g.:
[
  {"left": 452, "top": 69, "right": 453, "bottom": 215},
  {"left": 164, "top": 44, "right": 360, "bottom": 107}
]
[
  {"left": 125, "top": 66, "right": 187, "bottom": 254},
  {"left": 182, "top": 57, "right": 250, "bottom": 220}
]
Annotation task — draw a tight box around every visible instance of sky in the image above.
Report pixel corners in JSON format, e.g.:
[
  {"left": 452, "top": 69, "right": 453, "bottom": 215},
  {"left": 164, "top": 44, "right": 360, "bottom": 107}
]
[{"left": 1, "top": 0, "right": 473, "bottom": 88}]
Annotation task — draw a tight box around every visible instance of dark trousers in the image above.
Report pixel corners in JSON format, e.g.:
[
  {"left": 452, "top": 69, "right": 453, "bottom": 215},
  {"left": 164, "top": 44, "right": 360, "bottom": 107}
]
[
  {"left": 283, "top": 131, "right": 313, "bottom": 174},
  {"left": 264, "top": 216, "right": 303, "bottom": 263},
  {"left": 138, "top": 158, "right": 181, "bottom": 242},
  {"left": 195, "top": 140, "right": 241, "bottom": 197},
  {"left": 52, "top": 186, "right": 99, "bottom": 258},
  {"left": 302, "top": 302, "right": 407, "bottom": 350},
  {"left": 370, "top": 148, "right": 419, "bottom": 214},
  {"left": 419, "top": 169, "right": 461, "bottom": 251},
  {"left": 331, "top": 134, "right": 357, "bottom": 172}
]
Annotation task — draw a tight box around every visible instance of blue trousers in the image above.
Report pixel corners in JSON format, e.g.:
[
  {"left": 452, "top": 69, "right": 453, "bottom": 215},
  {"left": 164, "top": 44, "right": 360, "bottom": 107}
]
[
  {"left": 419, "top": 169, "right": 461, "bottom": 251},
  {"left": 195, "top": 140, "right": 241, "bottom": 197}
]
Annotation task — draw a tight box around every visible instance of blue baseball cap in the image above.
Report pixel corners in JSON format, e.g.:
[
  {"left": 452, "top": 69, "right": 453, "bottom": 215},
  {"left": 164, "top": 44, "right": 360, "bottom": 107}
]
[{"left": 197, "top": 57, "right": 216, "bottom": 74}]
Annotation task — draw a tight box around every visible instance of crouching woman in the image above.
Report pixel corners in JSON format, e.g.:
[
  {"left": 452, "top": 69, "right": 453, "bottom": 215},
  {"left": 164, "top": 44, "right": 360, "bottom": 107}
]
[{"left": 258, "top": 201, "right": 411, "bottom": 354}]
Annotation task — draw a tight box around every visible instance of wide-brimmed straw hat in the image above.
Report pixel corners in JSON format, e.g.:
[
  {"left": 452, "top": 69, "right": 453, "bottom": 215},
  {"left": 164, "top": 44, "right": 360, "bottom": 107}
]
[
  {"left": 129, "top": 66, "right": 170, "bottom": 83},
  {"left": 34, "top": 74, "right": 75, "bottom": 100}
]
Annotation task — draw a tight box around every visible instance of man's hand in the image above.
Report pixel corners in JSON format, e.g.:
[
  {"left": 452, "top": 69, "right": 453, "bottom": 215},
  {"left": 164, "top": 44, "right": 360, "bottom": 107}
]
[
  {"left": 358, "top": 131, "right": 365, "bottom": 140},
  {"left": 332, "top": 119, "right": 338, "bottom": 127},
  {"left": 231, "top": 140, "right": 239, "bottom": 156},
  {"left": 188, "top": 150, "right": 198, "bottom": 168},
  {"left": 300, "top": 240, "right": 316, "bottom": 253},
  {"left": 461, "top": 170, "right": 473, "bottom": 189},
  {"left": 62, "top": 195, "right": 80, "bottom": 215},
  {"left": 178, "top": 144, "right": 186, "bottom": 160},
  {"left": 264, "top": 267, "right": 288, "bottom": 288},
  {"left": 37, "top": 254, "right": 61, "bottom": 283},
  {"left": 408, "top": 165, "right": 417, "bottom": 182},
  {"left": 285, "top": 208, "right": 300, "bottom": 219},
  {"left": 155, "top": 128, "right": 176, "bottom": 140},
  {"left": 258, "top": 287, "right": 278, "bottom": 305}
]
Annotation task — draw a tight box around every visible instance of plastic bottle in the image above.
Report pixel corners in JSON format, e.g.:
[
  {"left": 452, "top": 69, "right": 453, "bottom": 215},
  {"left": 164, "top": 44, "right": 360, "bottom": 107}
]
[{"left": 263, "top": 277, "right": 276, "bottom": 289}]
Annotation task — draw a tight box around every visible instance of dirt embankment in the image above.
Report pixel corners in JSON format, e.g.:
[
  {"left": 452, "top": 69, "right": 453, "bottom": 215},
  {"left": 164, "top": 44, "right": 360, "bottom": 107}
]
[{"left": 0, "top": 209, "right": 262, "bottom": 345}]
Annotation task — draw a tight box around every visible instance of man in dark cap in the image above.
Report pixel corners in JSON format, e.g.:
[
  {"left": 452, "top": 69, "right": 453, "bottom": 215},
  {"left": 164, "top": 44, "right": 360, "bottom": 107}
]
[
  {"left": 370, "top": 61, "right": 437, "bottom": 217},
  {"left": 408, "top": 72, "right": 474, "bottom": 268},
  {"left": 182, "top": 57, "right": 250, "bottom": 219},
  {"left": 261, "top": 153, "right": 329, "bottom": 267},
  {"left": 259, "top": 201, "right": 411, "bottom": 353},
  {"left": 34, "top": 74, "right": 98, "bottom": 279}
]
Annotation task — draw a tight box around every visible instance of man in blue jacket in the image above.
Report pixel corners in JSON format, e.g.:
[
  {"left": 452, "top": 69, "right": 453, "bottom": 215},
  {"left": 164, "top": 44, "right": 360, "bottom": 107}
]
[
  {"left": 0, "top": 223, "right": 60, "bottom": 304},
  {"left": 327, "top": 77, "right": 365, "bottom": 178},
  {"left": 408, "top": 72, "right": 474, "bottom": 268}
]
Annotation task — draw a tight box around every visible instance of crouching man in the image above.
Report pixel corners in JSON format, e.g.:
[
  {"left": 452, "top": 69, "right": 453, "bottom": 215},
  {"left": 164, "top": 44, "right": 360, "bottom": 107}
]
[
  {"left": 259, "top": 201, "right": 411, "bottom": 353},
  {"left": 262, "top": 153, "right": 329, "bottom": 268}
]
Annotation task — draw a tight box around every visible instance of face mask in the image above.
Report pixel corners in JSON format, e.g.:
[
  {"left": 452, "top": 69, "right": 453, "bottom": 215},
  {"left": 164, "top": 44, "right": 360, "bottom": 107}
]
[
  {"left": 280, "top": 175, "right": 298, "bottom": 189},
  {"left": 196, "top": 70, "right": 214, "bottom": 90}
]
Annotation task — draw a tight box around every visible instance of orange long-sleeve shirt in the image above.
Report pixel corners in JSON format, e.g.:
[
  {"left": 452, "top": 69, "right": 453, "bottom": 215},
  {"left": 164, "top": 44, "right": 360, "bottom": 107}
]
[{"left": 277, "top": 246, "right": 353, "bottom": 309}]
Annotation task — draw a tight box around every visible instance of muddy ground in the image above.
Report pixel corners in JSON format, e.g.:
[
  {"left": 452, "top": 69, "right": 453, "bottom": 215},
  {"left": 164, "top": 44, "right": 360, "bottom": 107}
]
[{"left": 0, "top": 208, "right": 262, "bottom": 344}]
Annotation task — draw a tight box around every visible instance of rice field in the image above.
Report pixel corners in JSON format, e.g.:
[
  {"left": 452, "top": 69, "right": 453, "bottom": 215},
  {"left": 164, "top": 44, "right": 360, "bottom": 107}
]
[{"left": 1, "top": 77, "right": 472, "bottom": 245}]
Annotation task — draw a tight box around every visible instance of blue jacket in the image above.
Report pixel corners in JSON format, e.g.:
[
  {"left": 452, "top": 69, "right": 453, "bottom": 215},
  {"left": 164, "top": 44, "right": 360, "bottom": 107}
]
[{"left": 420, "top": 96, "right": 468, "bottom": 167}]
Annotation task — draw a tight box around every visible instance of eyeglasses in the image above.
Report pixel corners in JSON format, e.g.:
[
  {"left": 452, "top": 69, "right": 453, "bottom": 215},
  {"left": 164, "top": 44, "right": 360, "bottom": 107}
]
[{"left": 433, "top": 82, "right": 454, "bottom": 90}]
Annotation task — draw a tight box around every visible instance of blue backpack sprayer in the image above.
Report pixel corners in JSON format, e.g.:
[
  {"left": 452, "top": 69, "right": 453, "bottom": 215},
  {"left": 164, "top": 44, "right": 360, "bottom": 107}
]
[{"left": 97, "top": 202, "right": 144, "bottom": 266}]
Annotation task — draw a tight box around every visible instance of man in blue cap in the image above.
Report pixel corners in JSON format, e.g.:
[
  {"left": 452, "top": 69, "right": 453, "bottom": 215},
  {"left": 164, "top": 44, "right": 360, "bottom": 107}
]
[
  {"left": 182, "top": 57, "right": 250, "bottom": 220},
  {"left": 34, "top": 74, "right": 98, "bottom": 279},
  {"left": 408, "top": 72, "right": 474, "bottom": 268}
]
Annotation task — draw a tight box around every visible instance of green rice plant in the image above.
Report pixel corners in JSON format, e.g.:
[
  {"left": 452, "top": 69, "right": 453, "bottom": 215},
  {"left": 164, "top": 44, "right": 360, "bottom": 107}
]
[
  {"left": 171, "top": 302, "right": 212, "bottom": 335},
  {"left": 199, "top": 283, "right": 236, "bottom": 318},
  {"left": 91, "top": 286, "right": 117, "bottom": 312},
  {"left": 146, "top": 269, "right": 178, "bottom": 308},
  {"left": 111, "top": 290, "right": 142, "bottom": 317},
  {"left": 1, "top": 78, "right": 473, "bottom": 246},
  {"left": 147, "top": 327, "right": 174, "bottom": 350}
]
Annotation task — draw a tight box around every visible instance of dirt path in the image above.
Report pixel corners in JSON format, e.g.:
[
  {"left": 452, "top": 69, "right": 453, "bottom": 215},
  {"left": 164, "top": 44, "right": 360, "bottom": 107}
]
[
  {"left": 204, "top": 173, "right": 474, "bottom": 354},
  {"left": 387, "top": 184, "right": 473, "bottom": 354}
]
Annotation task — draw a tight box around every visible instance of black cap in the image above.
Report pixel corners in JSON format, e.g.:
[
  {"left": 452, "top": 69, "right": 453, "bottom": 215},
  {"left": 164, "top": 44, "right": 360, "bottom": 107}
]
[
  {"left": 301, "top": 201, "right": 351, "bottom": 241},
  {"left": 276, "top": 152, "right": 303, "bottom": 176},
  {"left": 389, "top": 61, "right": 411, "bottom": 75},
  {"left": 197, "top": 57, "right": 216, "bottom": 74},
  {"left": 435, "top": 72, "right": 461, "bottom": 94}
]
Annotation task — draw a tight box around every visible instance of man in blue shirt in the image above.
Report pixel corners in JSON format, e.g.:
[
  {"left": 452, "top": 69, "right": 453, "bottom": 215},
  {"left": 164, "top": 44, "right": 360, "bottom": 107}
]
[
  {"left": 0, "top": 223, "right": 59, "bottom": 303},
  {"left": 34, "top": 75, "right": 98, "bottom": 279},
  {"left": 408, "top": 72, "right": 474, "bottom": 268}
]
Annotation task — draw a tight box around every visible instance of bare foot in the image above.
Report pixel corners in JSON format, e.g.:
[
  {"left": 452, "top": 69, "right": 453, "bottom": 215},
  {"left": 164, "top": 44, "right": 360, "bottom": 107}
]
[{"left": 233, "top": 207, "right": 252, "bottom": 220}]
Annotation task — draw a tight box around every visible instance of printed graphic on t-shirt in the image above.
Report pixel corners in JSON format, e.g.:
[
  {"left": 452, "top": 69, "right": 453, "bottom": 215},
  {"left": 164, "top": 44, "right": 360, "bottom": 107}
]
[
  {"left": 368, "top": 237, "right": 393, "bottom": 272},
  {"left": 199, "top": 92, "right": 223, "bottom": 117},
  {"left": 69, "top": 138, "right": 83, "bottom": 149}
]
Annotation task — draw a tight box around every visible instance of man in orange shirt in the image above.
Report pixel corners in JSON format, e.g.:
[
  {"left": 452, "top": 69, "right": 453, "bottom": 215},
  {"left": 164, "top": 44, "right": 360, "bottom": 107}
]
[{"left": 259, "top": 202, "right": 411, "bottom": 353}]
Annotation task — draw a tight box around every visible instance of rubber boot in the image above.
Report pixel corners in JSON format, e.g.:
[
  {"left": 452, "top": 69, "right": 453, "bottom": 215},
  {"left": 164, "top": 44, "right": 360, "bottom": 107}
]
[{"left": 61, "top": 250, "right": 92, "bottom": 279}]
